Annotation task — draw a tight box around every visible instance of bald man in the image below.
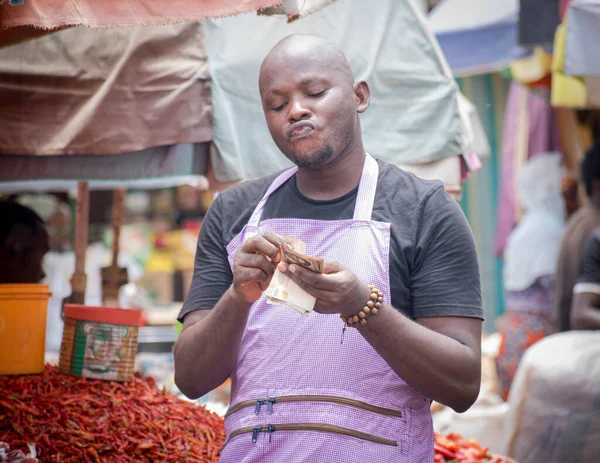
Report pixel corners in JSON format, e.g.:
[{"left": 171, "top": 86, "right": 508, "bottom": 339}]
[{"left": 174, "top": 35, "right": 482, "bottom": 462}]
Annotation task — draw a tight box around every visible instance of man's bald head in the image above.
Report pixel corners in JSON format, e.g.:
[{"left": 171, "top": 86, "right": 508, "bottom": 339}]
[
  {"left": 259, "top": 34, "right": 354, "bottom": 92},
  {"left": 258, "top": 34, "right": 369, "bottom": 170}
]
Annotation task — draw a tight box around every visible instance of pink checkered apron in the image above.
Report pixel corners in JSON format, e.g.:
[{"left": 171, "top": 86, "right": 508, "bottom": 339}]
[{"left": 220, "top": 155, "right": 434, "bottom": 462}]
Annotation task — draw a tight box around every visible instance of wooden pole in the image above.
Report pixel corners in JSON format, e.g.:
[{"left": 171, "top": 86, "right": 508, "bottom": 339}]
[
  {"left": 102, "top": 189, "right": 127, "bottom": 306},
  {"left": 69, "top": 182, "right": 89, "bottom": 304}
]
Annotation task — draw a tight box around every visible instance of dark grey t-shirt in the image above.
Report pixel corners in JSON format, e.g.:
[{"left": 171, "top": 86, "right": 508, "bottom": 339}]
[
  {"left": 576, "top": 228, "right": 600, "bottom": 286},
  {"left": 178, "top": 161, "right": 483, "bottom": 322}
]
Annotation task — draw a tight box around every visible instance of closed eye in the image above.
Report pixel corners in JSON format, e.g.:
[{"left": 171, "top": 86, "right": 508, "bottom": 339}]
[
  {"left": 307, "top": 89, "right": 327, "bottom": 98},
  {"left": 272, "top": 103, "right": 286, "bottom": 112}
]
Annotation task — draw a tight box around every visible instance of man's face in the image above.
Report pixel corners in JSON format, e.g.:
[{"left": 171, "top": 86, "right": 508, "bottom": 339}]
[{"left": 260, "top": 54, "right": 359, "bottom": 169}]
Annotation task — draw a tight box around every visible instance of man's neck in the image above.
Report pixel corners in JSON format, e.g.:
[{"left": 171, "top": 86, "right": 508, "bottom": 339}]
[{"left": 295, "top": 146, "right": 366, "bottom": 201}]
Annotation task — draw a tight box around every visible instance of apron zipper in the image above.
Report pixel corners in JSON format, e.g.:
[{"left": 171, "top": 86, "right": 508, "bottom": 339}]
[
  {"left": 225, "top": 423, "right": 399, "bottom": 449},
  {"left": 226, "top": 395, "right": 402, "bottom": 418}
]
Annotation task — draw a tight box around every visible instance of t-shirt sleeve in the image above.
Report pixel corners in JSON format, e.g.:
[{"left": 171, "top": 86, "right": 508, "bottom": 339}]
[
  {"left": 573, "top": 231, "right": 600, "bottom": 295},
  {"left": 177, "top": 194, "right": 233, "bottom": 323},
  {"left": 410, "top": 186, "right": 483, "bottom": 319}
]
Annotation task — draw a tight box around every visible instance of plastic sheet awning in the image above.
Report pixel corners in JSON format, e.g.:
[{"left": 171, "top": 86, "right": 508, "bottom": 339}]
[
  {"left": 205, "top": 0, "right": 489, "bottom": 183},
  {"left": 0, "top": 23, "right": 212, "bottom": 156},
  {"left": 428, "top": 0, "right": 531, "bottom": 77},
  {"left": 0, "top": 143, "right": 210, "bottom": 192},
  {"left": 0, "top": 0, "right": 281, "bottom": 30},
  {"left": 564, "top": 0, "right": 600, "bottom": 77}
]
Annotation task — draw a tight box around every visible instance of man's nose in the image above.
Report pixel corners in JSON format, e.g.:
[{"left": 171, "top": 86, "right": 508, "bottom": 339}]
[{"left": 288, "top": 99, "right": 311, "bottom": 122}]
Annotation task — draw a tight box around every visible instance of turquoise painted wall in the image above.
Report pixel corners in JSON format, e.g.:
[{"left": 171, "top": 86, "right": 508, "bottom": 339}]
[{"left": 458, "top": 74, "right": 510, "bottom": 333}]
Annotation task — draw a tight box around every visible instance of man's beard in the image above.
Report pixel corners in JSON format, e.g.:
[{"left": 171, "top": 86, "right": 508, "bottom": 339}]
[{"left": 290, "top": 145, "right": 335, "bottom": 169}]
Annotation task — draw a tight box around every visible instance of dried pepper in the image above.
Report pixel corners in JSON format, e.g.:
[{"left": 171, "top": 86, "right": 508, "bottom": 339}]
[
  {"left": 0, "top": 365, "right": 225, "bottom": 462},
  {"left": 434, "top": 432, "right": 513, "bottom": 463}
]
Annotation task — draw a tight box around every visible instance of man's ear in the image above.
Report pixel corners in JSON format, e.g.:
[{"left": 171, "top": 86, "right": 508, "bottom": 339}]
[{"left": 354, "top": 81, "right": 370, "bottom": 114}]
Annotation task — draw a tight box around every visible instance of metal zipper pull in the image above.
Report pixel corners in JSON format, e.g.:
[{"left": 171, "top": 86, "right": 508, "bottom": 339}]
[
  {"left": 251, "top": 425, "right": 263, "bottom": 443},
  {"left": 255, "top": 398, "right": 267, "bottom": 415},
  {"left": 268, "top": 425, "right": 276, "bottom": 443},
  {"left": 267, "top": 397, "right": 277, "bottom": 414},
  {"left": 340, "top": 322, "right": 347, "bottom": 344}
]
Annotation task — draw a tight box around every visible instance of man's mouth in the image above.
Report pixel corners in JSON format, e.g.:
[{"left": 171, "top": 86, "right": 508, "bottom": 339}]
[{"left": 287, "top": 121, "right": 316, "bottom": 139}]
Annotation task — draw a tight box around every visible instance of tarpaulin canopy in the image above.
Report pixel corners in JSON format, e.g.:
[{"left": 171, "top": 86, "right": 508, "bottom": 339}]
[
  {"left": 551, "top": 18, "right": 600, "bottom": 109},
  {"left": 0, "top": 0, "right": 281, "bottom": 30},
  {"left": 258, "top": 0, "right": 429, "bottom": 21},
  {"left": 518, "top": 0, "right": 560, "bottom": 47},
  {"left": 0, "top": 23, "right": 211, "bottom": 156},
  {"left": 429, "top": 0, "right": 531, "bottom": 77},
  {"left": 0, "top": 143, "right": 209, "bottom": 192},
  {"left": 205, "top": 0, "right": 489, "bottom": 183},
  {"left": 564, "top": 0, "right": 600, "bottom": 77}
]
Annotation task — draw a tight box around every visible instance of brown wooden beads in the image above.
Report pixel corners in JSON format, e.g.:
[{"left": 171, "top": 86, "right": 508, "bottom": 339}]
[{"left": 340, "top": 285, "right": 384, "bottom": 328}]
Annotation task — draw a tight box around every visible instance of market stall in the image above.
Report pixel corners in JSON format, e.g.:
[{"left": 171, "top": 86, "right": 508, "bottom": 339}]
[{"left": 0, "top": 1, "right": 524, "bottom": 462}]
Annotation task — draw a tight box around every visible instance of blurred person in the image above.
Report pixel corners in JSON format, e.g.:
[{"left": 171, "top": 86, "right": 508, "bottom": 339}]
[
  {"left": 554, "top": 139, "right": 600, "bottom": 332},
  {"left": 570, "top": 227, "right": 600, "bottom": 330},
  {"left": 496, "top": 153, "right": 566, "bottom": 400},
  {"left": 0, "top": 200, "right": 49, "bottom": 284}
]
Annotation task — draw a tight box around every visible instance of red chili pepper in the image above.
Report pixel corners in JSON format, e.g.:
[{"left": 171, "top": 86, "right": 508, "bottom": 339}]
[
  {"left": 0, "top": 365, "right": 225, "bottom": 462},
  {"left": 435, "top": 443, "right": 458, "bottom": 460}
]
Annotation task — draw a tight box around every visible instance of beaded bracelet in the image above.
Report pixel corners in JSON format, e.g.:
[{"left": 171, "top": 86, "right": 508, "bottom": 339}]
[{"left": 340, "top": 285, "right": 383, "bottom": 344}]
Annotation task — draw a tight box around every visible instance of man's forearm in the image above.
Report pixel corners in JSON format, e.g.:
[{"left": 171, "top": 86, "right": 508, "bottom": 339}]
[
  {"left": 572, "top": 305, "right": 600, "bottom": 330},
  {"left": 174, "top": 287, "right": 251, "bottom": 399},
  {"left": 358, "top": 304, "right": 481, "bottom": 413}
]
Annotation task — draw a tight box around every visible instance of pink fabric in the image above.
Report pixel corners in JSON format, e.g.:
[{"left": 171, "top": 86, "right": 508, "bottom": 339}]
[
  {"left": 560, "top": 0, "right": 572, "bottom": 20},
  {"left": 0, "top": 0, "right": 281, "bottom": 29},
  {"left": 220, "top": 155, "right": 433, "bottom": 462},
  {"left": 495, "top": 84, "right": 555, "bottom": 256}
]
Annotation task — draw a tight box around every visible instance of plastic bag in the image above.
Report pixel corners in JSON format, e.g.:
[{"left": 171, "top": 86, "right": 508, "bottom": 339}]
[
  {"left": 504, "top": 331, "right": 600, "bottom": 463},
  {"left": 433, "top": 392, "right": 510, "bottom": 455},
  {"left": 0, "top": 442, "right": 38, "bottom": 462}
]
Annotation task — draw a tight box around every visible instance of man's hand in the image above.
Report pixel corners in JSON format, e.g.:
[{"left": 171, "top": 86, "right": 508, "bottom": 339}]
[
  {"left": 278, "top": 260, "right": 371, "bottom": 317},
  {"left": 233, "top": 232, "right": 285, "bottom": 303}
]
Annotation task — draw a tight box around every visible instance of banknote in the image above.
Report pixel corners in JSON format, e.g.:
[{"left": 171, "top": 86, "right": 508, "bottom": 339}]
[
  {"left": 284, "top": 236, "right": 307, "bottom": 254},
  {"left": 265, "top": 269, "right": 316, "bottom": 316},
  {"left": 264, "top": 237, "right": 321, "bottom": 316},
  {"left": 281, "top": 246, "right": 324, "bottom": 273}
]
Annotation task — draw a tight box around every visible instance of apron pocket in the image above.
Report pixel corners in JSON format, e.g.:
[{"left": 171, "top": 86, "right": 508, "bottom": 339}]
[
  {"left": 226, "top": 394, "right": 403, "bottom": 418},
  {"left": 223, "top": 422, "right": 399, "bottom": 451}
]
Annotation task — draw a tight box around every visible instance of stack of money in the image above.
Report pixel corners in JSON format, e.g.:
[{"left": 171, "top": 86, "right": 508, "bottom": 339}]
[{"left": 264, "top": 236, "right": 324, "bottom": 316}]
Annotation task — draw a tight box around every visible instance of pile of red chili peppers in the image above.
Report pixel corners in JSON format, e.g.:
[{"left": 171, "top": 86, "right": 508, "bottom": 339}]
[
  {"left": 0, "top": 365, "right": 225, "bottom": 462},
  {"left": 434, "top": 432, "right": 512, "bottom": 463}
]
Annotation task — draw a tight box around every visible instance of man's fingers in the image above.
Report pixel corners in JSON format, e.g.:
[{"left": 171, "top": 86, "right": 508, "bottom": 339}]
[
  {"left": 238, "top": 267, "right": 270, "bottom": 284},
  {"left": 283, "top": 270, "right": 330, "bottom": 299},
  {"left": 323, "top": 261, "right": 344, "bottom": 274},
  {"left": 238, "top": 253, "right": 275, "bottom": 278},
  {"left": 280, "top": 263, "right": 331, "bottom": 290},
  {"left": 242, "top": 235, "right": 282, "bottom": 262},
  {"left": 263, "top": 231, "right": 286, "bottom": 248}
]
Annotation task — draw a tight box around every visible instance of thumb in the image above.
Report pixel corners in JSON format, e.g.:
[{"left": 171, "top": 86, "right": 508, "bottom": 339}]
[{"left": 323, "top": 261, "right": 344, "bottom": 274}]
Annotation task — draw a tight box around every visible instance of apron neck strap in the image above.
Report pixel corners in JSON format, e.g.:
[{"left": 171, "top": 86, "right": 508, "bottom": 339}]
[
  {"left": 247, "top": 153, "right": 379, "bottom": 227},
  {"left": 353, "top": 154, "right": 379, "bottom": 221},
  {"left": 248, "top": 166, "right": 298, "bottom": 227}
]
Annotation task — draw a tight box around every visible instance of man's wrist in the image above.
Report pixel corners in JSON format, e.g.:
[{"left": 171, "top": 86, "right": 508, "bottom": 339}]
[
  {"left": 340, "top": 283, "right": 373, "bottom": 318},
  {"left": 225, "top": 285, "right": 254, "bottom": 312}
]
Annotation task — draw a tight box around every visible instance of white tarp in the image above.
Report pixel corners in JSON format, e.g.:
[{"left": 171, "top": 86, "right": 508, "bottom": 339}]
[
  {"left": 564, "top": 0, "right": 600, "bottom": 77},
  {"left": 204, "top": 0, "right": 489, "bottom": 182}
]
